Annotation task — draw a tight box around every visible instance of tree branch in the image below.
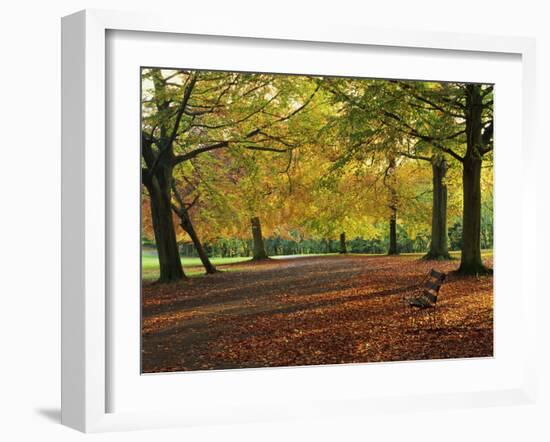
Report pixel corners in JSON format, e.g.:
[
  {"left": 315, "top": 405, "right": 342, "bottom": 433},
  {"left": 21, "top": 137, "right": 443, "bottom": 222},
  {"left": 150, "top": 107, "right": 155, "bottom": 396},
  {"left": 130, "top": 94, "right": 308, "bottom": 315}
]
[
  {"left": 173, "top": 82, "right": 319, "bottom": 166},
  {"left": 396, "top": 81, "right": 465, "bottom": 114},
  {"left": 174, "top": 141, "right": 230, "bottom": 164},
  {"left": 166, "top": 75, "right": 198, "bottom": 148},
  {"left": 190, "top": 92, "right": 280, "bottom": 130},
  {"left": 397, "top": 151, "right": 432, "bottom": 162},
  {"left": 383, "top": 110, "right": 465, "bottom": 162},
  {"left": 242, "top": 145, "right": 290, "bottom": 153}
]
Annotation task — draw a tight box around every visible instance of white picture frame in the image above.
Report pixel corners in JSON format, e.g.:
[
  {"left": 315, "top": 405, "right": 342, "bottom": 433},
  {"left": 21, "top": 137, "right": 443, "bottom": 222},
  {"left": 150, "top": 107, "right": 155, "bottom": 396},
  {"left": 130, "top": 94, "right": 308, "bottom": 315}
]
[{"left": 61, "top": 9, "right": 537, "bottom": 433}]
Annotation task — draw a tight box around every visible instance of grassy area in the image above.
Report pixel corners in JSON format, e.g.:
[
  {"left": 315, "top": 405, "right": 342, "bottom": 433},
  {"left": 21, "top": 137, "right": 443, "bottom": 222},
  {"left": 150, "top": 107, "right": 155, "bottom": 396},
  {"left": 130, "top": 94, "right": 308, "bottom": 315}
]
[
  {"left": 141, "top": 250, "right": 493, "bottom": 281},
  {"left": 142, "top": 254, "right": 252, "bottom": 280},
  {"left": 142, "top": 254, "right": 251, "bottom": 269}
]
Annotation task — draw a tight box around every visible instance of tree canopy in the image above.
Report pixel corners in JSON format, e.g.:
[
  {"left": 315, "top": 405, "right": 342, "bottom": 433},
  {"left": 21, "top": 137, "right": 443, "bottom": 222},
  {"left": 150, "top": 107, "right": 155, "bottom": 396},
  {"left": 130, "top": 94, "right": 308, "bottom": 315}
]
[{"left": 141, "top": 68, "right": 494, "bottom": 281}]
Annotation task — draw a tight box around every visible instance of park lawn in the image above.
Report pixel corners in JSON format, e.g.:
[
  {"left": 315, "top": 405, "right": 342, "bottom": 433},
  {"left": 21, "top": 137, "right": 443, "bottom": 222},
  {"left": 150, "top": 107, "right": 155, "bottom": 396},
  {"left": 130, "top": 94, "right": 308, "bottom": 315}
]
[
  {"left": 141, "top": 252, "right": 334, "bottom": 280},
  {"left": 142, "top": 255, "right": 253, "bottom": 280}
]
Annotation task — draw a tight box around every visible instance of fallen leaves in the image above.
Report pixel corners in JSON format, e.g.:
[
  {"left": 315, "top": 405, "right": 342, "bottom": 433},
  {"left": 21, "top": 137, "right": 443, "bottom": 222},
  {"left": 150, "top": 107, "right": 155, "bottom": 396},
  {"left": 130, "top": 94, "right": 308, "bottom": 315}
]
[{"left": 141, "top": 254, "right": 493, "bottom": 373}]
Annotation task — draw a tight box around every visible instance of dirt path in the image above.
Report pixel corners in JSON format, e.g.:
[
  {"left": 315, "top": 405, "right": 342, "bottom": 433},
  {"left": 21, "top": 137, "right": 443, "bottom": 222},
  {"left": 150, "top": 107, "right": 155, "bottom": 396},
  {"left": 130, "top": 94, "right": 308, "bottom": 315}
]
[{"left": 142, "top": 254, "right": 493, "bottom": 373}]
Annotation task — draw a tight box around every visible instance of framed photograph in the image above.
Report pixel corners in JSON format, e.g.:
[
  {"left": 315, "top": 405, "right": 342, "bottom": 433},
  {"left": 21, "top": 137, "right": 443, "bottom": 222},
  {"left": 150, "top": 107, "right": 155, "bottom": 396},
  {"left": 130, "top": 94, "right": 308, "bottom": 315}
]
[{"left": 61, "top": 9, "right": 537, "bottom": 433}]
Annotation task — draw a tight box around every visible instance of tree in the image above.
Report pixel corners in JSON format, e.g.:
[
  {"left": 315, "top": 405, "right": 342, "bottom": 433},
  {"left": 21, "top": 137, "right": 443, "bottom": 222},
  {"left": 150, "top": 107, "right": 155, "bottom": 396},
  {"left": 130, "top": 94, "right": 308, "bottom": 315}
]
[
  {"left": 317, "top": 80, "right": 414, "bottom": 256},
  {"left": 458, "top": 84, "right": 493, "bottom": 274},
  {"left": 331, "top": 79, "right": 492, "bottom": 271},
  {"left": 397, "top": 151, "right": 451, "bottom": 260},
  {"left": 425, "top": 156, "right": 451, "bottom": 259},
  {"left": 339, "top": 232, "right": 347, "bottom": 254},
  {"left": 141, "top": 70, "right": 208, "bottom": 282},
  {"left": 392, "top": 82, "right": 493, "bottom": 273},
  {"left": 142, "top": 69, "right": 320, "bottom": 281},
  {"left": 316, "top": 78, "right": 440, "bottom": 256},
  {"left": 384, "top": 154, "right": 399, "bottom": 255}
]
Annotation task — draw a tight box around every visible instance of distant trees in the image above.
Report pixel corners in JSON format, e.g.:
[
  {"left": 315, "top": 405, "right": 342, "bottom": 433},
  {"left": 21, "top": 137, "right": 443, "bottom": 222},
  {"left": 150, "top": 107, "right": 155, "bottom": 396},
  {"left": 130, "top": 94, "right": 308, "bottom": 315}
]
[{"left": 169, "top": 228, "right": 459, "bottom": 259}]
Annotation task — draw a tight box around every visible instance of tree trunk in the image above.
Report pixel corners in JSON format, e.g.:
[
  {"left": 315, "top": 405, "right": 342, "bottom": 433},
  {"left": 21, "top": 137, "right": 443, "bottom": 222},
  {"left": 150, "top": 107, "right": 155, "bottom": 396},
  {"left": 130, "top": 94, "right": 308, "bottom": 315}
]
[
  {"left": 458, "top": 154, "right": 486, "bottom": 274},
  {"left": 386, "top": 155, "right": 399, "bottom": 256},
  {"left": 146, "top": 176, "right": 185, "bottom": 282},
  {"left": 250, "top": 216, "right": 269, "bottom": 260},
  {"left": 388, "top": 209, "right": 398, "bottom": 255},
  {"left": 178, "top": 208, "right": 218, "bottom": 274},
  {"left": 425, "top": 157, "right": 451, "bottom": 260},
  {"left": 339, "top": 232, "right": 347, "bottom": 254}
]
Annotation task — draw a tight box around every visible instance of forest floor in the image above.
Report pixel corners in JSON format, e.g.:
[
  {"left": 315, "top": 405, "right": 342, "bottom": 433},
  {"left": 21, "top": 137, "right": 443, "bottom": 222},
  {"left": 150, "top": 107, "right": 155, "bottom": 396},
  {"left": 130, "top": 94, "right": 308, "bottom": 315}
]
[{"left": 141, "top": 254, "right": 493, "bottom": 373}]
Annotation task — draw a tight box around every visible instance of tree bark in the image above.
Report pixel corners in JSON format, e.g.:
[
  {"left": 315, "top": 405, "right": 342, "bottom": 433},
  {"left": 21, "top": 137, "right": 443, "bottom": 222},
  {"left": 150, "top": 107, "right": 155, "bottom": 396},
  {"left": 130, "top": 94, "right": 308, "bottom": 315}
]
[
  {"left": 458, "top": 84, "right": 490, "bottom": 274},
  {"left": 250, "top": 216, "right": 269, "bottom": 260},
  {"left": 386, "top": 155, "right": 399, "bottom": 255},
  {"left": 458, "top": 154, "right": 486, "bottom": 274},
  {"left": 425, "top": 157, "right": 451, "bottom": 260},
  {"left": 388, "top": 209, "right": 398, "bottom": 255},
  {"left": 145, "top": 175, "right": 185, "bottom": 282},
  {"left": 177, "top": 207, "right": 218, "bottom": 274},
  {"left": 339, "top": 232, "right": 347, "bottom": 254}
]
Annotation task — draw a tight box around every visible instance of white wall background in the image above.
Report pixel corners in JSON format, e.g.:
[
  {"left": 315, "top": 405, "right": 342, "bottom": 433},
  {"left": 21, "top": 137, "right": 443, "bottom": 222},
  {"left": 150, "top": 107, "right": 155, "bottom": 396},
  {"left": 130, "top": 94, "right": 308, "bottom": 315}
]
[{"left": 0, "top": 1, "right": 548, "bottom": 440}]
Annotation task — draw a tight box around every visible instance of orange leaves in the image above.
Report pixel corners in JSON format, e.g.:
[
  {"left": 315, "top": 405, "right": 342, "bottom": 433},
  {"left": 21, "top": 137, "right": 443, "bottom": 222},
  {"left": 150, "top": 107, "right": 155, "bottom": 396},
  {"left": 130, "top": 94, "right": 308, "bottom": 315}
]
[{"left": 141, "top": 254, "right": 493, "bottom": 373}]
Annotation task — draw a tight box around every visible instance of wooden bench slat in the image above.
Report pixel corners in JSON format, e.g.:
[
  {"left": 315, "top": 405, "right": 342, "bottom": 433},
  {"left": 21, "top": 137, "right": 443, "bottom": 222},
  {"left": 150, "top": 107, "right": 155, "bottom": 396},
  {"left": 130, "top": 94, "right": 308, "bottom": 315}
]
[
  {"left": 405, "top": 269, "right": 446, "bottom": 313},
  {"left": 422, "top": 290, "right": 438, "bottom": 304},
  {"left": 409, "top": 297, "right": 432, "bottom": 308}
]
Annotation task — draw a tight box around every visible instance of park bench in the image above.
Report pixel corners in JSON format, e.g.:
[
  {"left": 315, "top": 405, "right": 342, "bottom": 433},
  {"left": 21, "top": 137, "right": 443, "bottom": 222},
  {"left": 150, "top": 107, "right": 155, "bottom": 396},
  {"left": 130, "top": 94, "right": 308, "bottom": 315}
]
[{"left": 402, "top": 269, "right": 446, "bottom": 326}]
